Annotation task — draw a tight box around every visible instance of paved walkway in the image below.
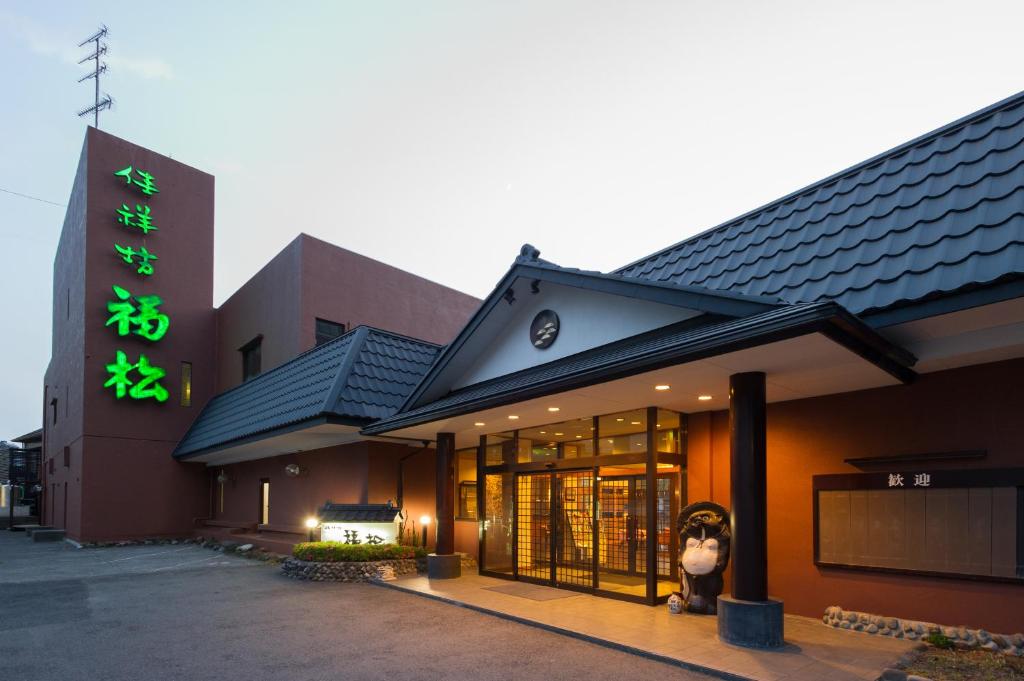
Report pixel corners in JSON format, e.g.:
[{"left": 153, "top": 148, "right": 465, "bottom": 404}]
[{"left": 381, "top": 573, "right": 915, "bottom": 681}]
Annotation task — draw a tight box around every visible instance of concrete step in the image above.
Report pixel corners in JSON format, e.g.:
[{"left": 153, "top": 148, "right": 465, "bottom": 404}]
[
  {"left": 30, "top": 529, "right": 65, "bottom": 542},
  {"left": 20, "top": 525, "right": 52, "bottom": 536},
  {"left": 9, "top": 523, "right": 43, "bottom": 533}
]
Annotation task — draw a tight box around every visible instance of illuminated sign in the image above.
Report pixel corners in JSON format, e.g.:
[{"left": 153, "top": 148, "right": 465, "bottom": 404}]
[
  {"left": 102, "top": 165, "right": 169, "bottom": 402},
  {"left": 320, "top": 521, "right": 399, "bottom": 545}
]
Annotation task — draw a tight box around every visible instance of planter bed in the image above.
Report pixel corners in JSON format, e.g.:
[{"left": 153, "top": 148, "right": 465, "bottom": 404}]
[{"left": 281, "top": 557, "right": 422, "bottom": 582}]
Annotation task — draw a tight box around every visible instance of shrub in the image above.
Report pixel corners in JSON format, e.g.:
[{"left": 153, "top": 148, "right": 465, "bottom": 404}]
[
  {"left": 924, "top": 632, "right": 955, "bottom": 650},
  {"left": 292, "top": 542, "right": 426, "bottom": 562}
]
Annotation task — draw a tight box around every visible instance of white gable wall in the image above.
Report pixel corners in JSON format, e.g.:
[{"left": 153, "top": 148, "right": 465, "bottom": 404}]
[{"left": 452, "top": 281, "right": 701, "bottom": 389}]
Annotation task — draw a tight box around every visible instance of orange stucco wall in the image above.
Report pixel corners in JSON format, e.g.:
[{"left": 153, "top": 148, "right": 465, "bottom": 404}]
[{"left": 687, "top": 356, "right": 1024, "bottom": 633}]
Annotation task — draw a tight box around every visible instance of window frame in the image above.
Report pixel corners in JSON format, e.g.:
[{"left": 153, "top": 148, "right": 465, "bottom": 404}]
[
  {"left": 239, "top": 336, "right": 263, "bottom": 383},
  {"left": 314, "top": 318, "right": 346, "bottom": 346}
]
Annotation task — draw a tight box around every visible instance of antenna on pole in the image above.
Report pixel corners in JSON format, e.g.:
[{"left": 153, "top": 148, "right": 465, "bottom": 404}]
[{"left": 77, "top": 25, "right": 112, "bottom": 129}]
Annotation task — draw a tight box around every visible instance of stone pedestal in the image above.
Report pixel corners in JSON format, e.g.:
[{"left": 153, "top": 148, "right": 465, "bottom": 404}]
[
  {"left": 717, "top": 594, "right": 784, "bottom": 648},
  {"left": 427, "top": 553, "right": 462, "bottom": 579}
]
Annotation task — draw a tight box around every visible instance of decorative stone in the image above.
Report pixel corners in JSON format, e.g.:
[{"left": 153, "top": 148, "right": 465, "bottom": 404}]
[
  {"left": 1012, "top": 634, "right": 1024, "bottom": 648},
  {"left": 977, "top": 629, "right": 991, "bottom": 643},
  {"left": 879, "top": 668, "right": 907, "bottom": 681},
  {"left": 887, "top": 617, "right": 899, "bottom": 629},
  {"left": 668, "top": 593, "right": 684, "bottom": 615},
  {"left": 871, "top": 615, "right": 885, "bottom": 627},
  {"left": 867, "top": 624, "right": 879, "bottom": 634},
  {"left": 281, "top": 557, "right": 420, "bottom": 582},
  {"left": 943, "top": 626, "right": 959, "bottom": 639},
  {"left": 840, "top": 621, "right": 851, "bottom": 629},
  {"left": 237, "top": 544, "right": 253, "bottom": 552},
  {"left": 981, "top": 641, "right": 1000, "bottom": 652},
  {"left": 847, "top": 612, "right": 858, "bottom": 623},
  {"left": 914, "top": 622, "right": 925, "bottom": 635}
]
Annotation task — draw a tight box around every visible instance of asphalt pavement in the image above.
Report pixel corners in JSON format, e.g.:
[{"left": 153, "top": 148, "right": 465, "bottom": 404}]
[{"left": 0, "top": 531, "right": 713, "bottom": 681}]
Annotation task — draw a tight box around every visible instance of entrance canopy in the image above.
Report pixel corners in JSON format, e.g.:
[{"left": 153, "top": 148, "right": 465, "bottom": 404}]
[{"left": 364, "top": 298, "right": 916, "bottom": 447}]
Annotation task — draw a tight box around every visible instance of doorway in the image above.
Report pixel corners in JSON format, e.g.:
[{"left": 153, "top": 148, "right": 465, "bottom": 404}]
[
  {"left": 513, "top": 469, "right": 678, "bottom": 598},
  {"left": 258, "top": 479, "right": 270, "bottom": 525}
]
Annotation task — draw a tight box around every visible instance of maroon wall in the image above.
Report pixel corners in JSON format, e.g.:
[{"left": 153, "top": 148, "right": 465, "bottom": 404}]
[
  {"left": 687, "top": 357, "right": 1024, "bottom": 632},
  {"left": 214, "top": 233, "right": 480, "bottom": 392},
  {"left": 210, "top": 441, "right": 441, "bottom": 549},
  {"left": 43, "top": 127, "right": 215, "bottom": 541}
]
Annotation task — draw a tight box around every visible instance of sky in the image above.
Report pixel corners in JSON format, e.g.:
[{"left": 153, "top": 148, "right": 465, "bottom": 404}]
[{"left": 1, "top": 0, "right": 1023, "bottom": 439}]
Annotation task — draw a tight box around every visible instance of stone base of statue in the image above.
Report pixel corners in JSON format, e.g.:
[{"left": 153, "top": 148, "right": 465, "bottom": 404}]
[{"left": 717, "top": 594, "right": 784, "bottom": 648}]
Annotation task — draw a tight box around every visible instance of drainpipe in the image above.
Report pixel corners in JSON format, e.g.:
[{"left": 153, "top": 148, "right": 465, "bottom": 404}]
[{"left": 396, "top": 440, "right": 431, "bottom": 510}]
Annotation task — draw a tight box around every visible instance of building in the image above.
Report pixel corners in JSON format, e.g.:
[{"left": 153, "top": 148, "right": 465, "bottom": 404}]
[
  {"left": 41, "top": 92, "right": 1024, "bottom": 638},
  {"left": 40, "top": 127, "right": 478, "bottom": 543}
]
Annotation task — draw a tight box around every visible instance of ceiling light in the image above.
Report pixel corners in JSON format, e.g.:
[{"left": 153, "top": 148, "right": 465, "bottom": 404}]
[
  {"left": 630, "top": 421, "right": 640, "bottom": 425},
  {"left": 547, "top": 407, "right": 560, "bottom": 412},
  {"left": 508, "top": 415, "right": 519, "bottom": 420},
  {"left": 474, "top": 422, "right": 485, "bottom": 426},
  {"left": 554, "top": 432, "right": 564, "bottom": 436},
  {"left": 539, "top": 430, "right": 547, "bottom": 434},
  {"left": 575, "top": 435, "right": 583, "bottom": 438},
  {"left": 655, "top": 384, "right": 671, "bottom": 391},
  {"left": 698, "top": 395, "right": 713, "bottom": 401},
  {"left": 616, "top": 418, "right": 624, "bottom": 422}
]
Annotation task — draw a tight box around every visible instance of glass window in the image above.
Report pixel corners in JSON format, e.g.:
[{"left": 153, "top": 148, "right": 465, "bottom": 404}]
[
  {"left": 240, "top": 337, "right": 262, "bottom": 382},
  {"left": 180, "top": 362, "right": 192, "bottom": 407},
  {"left": 598, "top": 409, "right": 647, "bottom": 455},
  {"left": 482, "top": 472, "right": 514, "bottom": 574},
  {"left": 517, "top": 418, "right": 595, "bottom": 460},
  {"left": 456, "top": 448, "right": 477, "bottom": 519},
  {"left": 485, "top": 433, "right": 514, "bottom": 465},
  {"left": 315, "top": 318, "right": 346, "bottom": 346},
  {"left": 656, "top": 409, "right": 681, "bottom": 454}
]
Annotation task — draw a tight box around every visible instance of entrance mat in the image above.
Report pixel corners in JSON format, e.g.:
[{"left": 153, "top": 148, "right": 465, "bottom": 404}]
[{"left": 482, "top": 583, "right": 580, "bottom": 601}]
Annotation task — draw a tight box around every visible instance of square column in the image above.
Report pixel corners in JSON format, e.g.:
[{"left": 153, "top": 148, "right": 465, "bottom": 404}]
[{"left": 718, "top": 372, "right": 783, "bottom": 648}]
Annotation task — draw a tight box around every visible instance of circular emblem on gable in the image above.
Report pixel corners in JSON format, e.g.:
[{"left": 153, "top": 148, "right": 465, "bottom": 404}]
[{"left": 530, "top": 309, "right": 559, "bottom": 349}]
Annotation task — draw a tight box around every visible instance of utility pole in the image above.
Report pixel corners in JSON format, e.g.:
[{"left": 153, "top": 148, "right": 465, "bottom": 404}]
[{"left": 77, "top": 25, "right": 112, "bottom": 129}]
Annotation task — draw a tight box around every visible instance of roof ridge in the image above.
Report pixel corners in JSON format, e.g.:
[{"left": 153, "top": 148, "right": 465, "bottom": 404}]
[
  {"left": 358, "top": 324, "right": 442, "bottom": 349},
  {"left": 321, "top": 326, "right": 371, "bottom": 413},
  {"left": 615, "top": 89, "right": 1024, "bottom": 274}
]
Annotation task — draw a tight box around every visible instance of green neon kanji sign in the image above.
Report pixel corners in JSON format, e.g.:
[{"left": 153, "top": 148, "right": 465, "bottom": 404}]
[
  {"left": 105, "top": 285, "right": 170, "bottom": 341},
  {"left": 116, "top": 203, "right": 158, "bottom": 234},
  {"left": 104, "top": 350, "right": 169, "bottom": 402},
  {"left": 114, "top": 244, "right": 158, "bottom": 276},
  {"left": 114, "top": 166, "right": 160, "bottom": 196}
]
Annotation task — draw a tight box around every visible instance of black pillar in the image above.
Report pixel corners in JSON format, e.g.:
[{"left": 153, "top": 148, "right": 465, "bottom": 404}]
[
  {"left": 645, "top": 406, "right": 658, "bottom": 604},
  {"left": 729, "top": 372, "right": 767, "bottom": 602},
  {"left": 435, "top": 432, "right": 456, "bottom": 555}
]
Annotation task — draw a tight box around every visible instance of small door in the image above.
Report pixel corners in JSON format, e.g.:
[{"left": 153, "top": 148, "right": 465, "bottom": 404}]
[{"left": 259, "top": 479, "right": 270, "bottom": 525}]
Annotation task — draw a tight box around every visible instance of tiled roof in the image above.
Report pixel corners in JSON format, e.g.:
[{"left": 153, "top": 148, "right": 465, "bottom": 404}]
[
  {"left": 365, "top": 301, "right": 916, "bottom": 435},
  {"left": 174, "top": 327, "right": 439, "bottom": 457},
  {"left": 318, "top": 503, "right": 401, "bottom": 523},
  {"left": 617, "top": 92, "right": 1024, "bottom": 316}
]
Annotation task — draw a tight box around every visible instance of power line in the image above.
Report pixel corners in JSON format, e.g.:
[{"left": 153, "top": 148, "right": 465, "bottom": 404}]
[{"left": 0, "top": 187, "right": 66, "bottom": 208}]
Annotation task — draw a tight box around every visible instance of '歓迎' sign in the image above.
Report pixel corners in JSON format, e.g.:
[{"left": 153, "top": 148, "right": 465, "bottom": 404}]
[{"left": 102, "top": 165, "right": 170, "bottom": 403}]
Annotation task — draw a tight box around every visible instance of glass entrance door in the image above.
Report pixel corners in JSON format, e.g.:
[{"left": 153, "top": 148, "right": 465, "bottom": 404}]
[{"left": 515, "top": 470, "right": 594, "bottom": 590}]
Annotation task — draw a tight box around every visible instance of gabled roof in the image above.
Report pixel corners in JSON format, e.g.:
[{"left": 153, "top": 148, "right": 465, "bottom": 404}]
[
  {"left": 173, "top": 327, "right": 440, "bottom": 459},
  {"left": 398, "top": 245, "right": 783, "bottom": 411},
  {"left": 364, "top": 300, "right": 916, "bottom": 435},
  {"left": 617, "top": 91, "right": 1024, "bottom": 322}
]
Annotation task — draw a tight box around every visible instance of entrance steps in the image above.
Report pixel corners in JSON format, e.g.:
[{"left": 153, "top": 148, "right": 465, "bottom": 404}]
[
  {"left": 30, "top": 529, "right": 66, "bottom": 542},
  {"left": 194, "top": 520, "right": 303, "bottom": 556}
]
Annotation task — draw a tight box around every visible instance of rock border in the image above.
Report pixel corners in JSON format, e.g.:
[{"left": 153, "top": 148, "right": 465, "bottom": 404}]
[
  {"left": 281, "top": 557, "right": 421, "bottom": 582},
  {"left": 823, "top": 605, "right": 1024, "bottom": 657}
]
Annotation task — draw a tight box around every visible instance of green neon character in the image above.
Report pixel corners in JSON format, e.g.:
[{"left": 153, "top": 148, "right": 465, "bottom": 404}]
[
  {"left": 103, "top": 350, "right": 168, "bottom": 402},
  {"left": 129, "top": 354, "right": 169, "bottom": 402},
  {"left": 114, "top": 244, "right": 158, "bottom": 276},
  {"left": 103, "top": 350, "right": 134, "bottom": 399},
  {"left": 105, "top": 285, "right": 170, "bottom": 341},
  {"left": 116, "top": 203, "right": 158, "bottom": 234},
  {"left": 114, "top": 166, "right": 160, "bottom": 196}
]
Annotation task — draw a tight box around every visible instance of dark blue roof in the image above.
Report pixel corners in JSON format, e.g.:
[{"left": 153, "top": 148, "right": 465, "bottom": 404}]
[
  {"left": 617, "top": 92, "right": 1024, "bottom": 317},
  {"left": 318, "top": 503, "right": 401, "bottom": 523},
  {"left": 174, "top": 327, "right": 439, "bottom": 458},
  {"left": 364, "top": 301, "right": 915, "bottom": 435}
]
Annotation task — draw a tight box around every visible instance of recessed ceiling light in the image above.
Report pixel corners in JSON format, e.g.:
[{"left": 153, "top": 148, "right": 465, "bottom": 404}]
[
  {"left": 474, "top": 422, "right": 485, "bottom": 427},
  {"left": 539, "top": 430, "right": 547, "bottom": 434},
  {"left": 555, "top": 432, "right": 564, "bottom": 436},
  {"left": 575, "top": 435, "right": 583, "bottom": 438},
  {"left": 697, "top": 395, "right": 713, "bottom": 401},
  {"left": 616, "top": 418, "right": 624, "bottom": 422},
  {"left": 547, "top": 407, "right": 560, "bottom": 412},
  {"left": 508, "top": 415, "right": 519, "bottom": 420},
  {"left": 655, "top": 384, "right": 671, "bottom": 391},
  {"left": 631, "top": 421, "right": 641, "bottom": 425}
]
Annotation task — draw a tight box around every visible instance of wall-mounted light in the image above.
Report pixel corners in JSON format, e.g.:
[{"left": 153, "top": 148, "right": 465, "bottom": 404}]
[
  {"left": 216, "top": 470, "right": 228, "bottom": 485},
  {"left": 284, "top": 463, "right": 301, "bottom": 477}
]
